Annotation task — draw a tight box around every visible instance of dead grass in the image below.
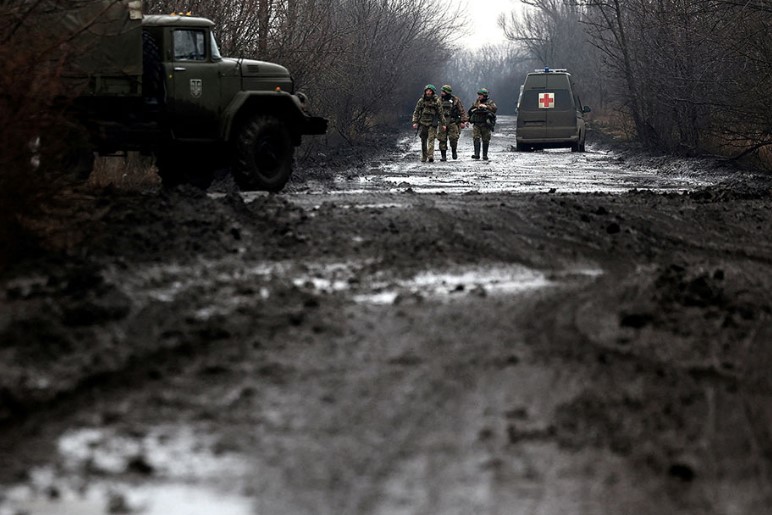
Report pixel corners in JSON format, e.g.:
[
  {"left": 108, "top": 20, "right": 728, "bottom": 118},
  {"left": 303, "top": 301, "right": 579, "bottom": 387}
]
[
  {"left": 756, "top": 146, "right": 772, "bottom": 172},
  {"left": 588, "top": 109, "right": 636, "bottom": 142},
  {"left": 88, "top": 153, "right": 161, "bottom": 190}
]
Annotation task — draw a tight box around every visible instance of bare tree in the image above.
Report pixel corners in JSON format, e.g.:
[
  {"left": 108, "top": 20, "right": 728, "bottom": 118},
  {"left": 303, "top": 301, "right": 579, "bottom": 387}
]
[
  {"left": 499, "top": 1, "right": 606, "bottom": 113},
  {"left": 442, "top": 43, "right": 530, "bottom": 116},
  {"left": 580, "top": 0, "right": 772, "bottom": 157},
  {"left": 148, "top": 0, "right": 464, "bottom": 141},
  {"left": 0, "top": 1, "right": 120, "bottom": 261}
]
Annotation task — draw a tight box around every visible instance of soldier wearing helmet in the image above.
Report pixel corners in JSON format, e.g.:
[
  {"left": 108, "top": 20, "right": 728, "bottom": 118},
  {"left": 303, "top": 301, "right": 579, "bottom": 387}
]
[
  {"left": 412, "top": 84, "right": 447, "bottom": 163},
  {"left": 437, "top": 84, "right": 468, "bottom": 161},
  {"left": 468, "top": 87, "right": 497, "bottom": 160}
]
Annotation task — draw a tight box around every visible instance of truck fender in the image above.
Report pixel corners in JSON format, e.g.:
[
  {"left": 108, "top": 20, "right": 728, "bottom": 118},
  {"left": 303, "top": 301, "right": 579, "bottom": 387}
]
[{"left": 222, "top": 91, "right": 327, "bottom": 145}]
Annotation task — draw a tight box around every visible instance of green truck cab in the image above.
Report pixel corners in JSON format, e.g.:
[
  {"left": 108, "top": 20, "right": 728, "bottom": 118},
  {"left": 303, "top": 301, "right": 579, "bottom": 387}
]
[
  {"left": 37, "top": 1, "right": 327, "bottom": 191},
  {"left": 515, "top": 68, "right": 590, "bottom": 152}
]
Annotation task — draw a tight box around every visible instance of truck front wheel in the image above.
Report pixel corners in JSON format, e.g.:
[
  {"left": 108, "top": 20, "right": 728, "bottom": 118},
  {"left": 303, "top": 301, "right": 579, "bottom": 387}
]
[{"left": 233, "top": 115, "right": 293, "bottom": 192}]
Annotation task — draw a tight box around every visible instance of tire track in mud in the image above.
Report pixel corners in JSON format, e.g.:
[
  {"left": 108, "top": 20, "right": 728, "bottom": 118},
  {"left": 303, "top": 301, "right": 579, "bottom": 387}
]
[
  {"left": 2, "top": 123, "right": 772, "bottom": 513},
  {"left": 237, "top": 291, "right": 568, "bottom": 514}
]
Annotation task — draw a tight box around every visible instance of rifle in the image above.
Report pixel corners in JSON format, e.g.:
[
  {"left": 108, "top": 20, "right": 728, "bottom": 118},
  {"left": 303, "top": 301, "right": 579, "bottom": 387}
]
[
  {"left": 486, "top": 112, "right": 497, "bottom": 131},
  {"left": 468, "top": 106, "right": 486, "bottom": 124}
]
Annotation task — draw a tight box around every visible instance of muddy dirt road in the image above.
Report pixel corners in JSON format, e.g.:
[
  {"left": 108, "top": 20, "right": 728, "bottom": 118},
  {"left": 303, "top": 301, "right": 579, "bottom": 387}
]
[{"left": 1, "top": 117, "right": 772, "bottom": 514}]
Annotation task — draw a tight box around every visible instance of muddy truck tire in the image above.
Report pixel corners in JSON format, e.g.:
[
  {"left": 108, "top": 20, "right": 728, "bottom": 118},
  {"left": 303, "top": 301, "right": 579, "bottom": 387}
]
[
  {"left": 38, "top": 119, "right": 96, "bottom": 181},
  {"left": 232, "top": 115, "right": 294, "bottom": 192}
]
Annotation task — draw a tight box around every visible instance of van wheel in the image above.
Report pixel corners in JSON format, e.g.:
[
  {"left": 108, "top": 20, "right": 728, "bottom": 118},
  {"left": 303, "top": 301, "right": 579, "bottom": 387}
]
[
  {"left": 572, "top": 132, "right": 587, "bottom": 153},
  {"left": 233, "top": 115, "right": 293, "bottom": 192}
]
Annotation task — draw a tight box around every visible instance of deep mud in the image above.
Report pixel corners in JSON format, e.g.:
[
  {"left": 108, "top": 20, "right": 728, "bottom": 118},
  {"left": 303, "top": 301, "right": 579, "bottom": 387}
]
[{"left": 1, "top": 120, "right": 772, "bottom": 514}]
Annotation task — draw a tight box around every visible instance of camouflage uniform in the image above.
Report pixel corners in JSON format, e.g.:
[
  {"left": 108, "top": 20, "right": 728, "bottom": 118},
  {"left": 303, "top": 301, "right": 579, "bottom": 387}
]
[
  {"left": 468, "top": 89, "right": 497, "bottom": 160},
  {"left": 412, "top": 86, "right": 446, "bottom": 162},
  {"left": 437, "top": 85, "right": 468, "bottom": 161}
]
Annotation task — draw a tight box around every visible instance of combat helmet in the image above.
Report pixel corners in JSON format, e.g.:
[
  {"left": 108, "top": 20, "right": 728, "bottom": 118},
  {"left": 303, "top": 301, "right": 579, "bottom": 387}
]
[
  {"left": 424, "top": 84, "right": 437, "bottom": 93},
  {"left": 477, "top": 88, "right": 489, "bottom": 96},
  {"left": 441, "top": 84, "right": 453, "bottom": 93}
]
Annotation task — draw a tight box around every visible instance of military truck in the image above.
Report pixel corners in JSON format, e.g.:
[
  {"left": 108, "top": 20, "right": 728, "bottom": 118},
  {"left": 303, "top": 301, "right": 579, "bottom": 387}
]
[
  {"left": 515, "top": 68, "right": 590, "bottom": 152},
  {"left": 28, "top": 0, "right": 327, "bottom": 191}
]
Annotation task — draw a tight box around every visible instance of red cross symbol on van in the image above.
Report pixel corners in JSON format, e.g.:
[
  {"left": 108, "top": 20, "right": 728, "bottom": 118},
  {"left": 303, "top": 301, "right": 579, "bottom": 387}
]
[{"left": 539, "top": 92, "right": 555, "bottom": 109}]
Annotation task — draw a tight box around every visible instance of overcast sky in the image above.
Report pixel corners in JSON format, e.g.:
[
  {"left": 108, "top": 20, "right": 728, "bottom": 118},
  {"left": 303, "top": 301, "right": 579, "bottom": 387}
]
[{"left": 454, "top": 0, "right": 523, "bottom": 49}]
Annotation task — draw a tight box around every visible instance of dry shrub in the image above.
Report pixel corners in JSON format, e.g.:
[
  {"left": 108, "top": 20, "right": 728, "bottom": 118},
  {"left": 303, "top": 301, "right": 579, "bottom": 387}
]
[
  {"left": 589, "top": 108, "right": 636, "bottom": 142},
  {"left": 0, "top": 46, "right": 57, "bottom": 265},
  {"left": 758, "top": 147, "right": 772, "bottom": 172},
  {"left": 89, "top": 154, "right": 161, "bottom": 190},
  {"left": 0, "top": 4, "right": 91, "bottom": 267}
]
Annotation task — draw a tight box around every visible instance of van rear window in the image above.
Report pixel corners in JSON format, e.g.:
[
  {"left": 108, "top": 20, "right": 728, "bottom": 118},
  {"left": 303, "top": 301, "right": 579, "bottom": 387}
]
[{"left": 520, "top": 89, "right": 573, "bottom": 112}]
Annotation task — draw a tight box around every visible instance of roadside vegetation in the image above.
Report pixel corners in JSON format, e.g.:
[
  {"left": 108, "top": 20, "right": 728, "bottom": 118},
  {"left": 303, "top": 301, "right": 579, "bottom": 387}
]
[{"left": 499, "top": 0, "right": 772, "bottom": 166}]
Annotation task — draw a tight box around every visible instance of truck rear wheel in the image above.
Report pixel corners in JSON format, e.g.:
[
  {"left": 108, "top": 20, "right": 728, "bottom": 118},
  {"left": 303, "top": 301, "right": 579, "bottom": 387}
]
[
  {"left": 38, "top": 119, "right": 95, "bottom": 181},
  {"left": 233, "top": 115, "right": 293, "bottom": 192}
]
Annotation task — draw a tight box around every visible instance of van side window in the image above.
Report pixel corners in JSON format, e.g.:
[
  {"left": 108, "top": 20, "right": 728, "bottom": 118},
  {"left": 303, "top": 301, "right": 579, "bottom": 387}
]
[{"left": 173, "top": 30, "right": 206, "bottom": 61}]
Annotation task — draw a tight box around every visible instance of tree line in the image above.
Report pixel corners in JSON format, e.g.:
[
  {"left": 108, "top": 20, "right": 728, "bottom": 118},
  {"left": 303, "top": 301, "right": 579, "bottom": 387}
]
[
  {"left": 2, "top": 0, "right": 768, "bottom": 175},
  {"left": 501, "top": 0, "right": 772, "bottom": 161}
]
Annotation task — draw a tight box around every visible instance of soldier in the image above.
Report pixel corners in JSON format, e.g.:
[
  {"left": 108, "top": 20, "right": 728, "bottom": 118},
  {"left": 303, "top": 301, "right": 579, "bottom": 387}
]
[
  {"left": 437, "top": 84, "right": 468, "bottom": 161},
  {"left": 468, "top": 87, "right": 497, "bottom": 160},
  {"left": 412, "top": 84, "right": 446, "bottom": 163}
]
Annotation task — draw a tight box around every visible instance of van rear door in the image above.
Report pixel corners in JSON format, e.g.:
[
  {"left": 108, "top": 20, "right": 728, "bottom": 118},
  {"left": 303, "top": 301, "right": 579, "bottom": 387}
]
[
  {"left": 545, "top": 74, "right": 576, "bottom": 140},
  {"left": 517, "top": 75, "right": 548, "bottom": 140}
]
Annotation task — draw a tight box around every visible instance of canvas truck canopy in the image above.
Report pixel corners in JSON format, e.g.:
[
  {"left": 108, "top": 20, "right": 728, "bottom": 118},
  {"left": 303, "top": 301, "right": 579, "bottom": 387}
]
[{"left": 24, "top": 0, "right": 143, "bottom": 95}]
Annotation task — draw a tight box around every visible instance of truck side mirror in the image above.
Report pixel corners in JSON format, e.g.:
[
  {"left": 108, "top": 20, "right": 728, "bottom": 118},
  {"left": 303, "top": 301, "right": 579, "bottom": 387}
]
[{"left": 582, "top": 106, "right": 592, "bottom": 113}]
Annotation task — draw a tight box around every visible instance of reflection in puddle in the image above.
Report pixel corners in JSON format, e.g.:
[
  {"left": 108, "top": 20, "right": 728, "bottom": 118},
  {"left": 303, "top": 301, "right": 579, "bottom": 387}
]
[
  {"left": 290, "top": 263, "right": 603, "bottom": 305},
  {"left": 1, "top": 483, "right": 253, "bottom": 515},
  {"left": 108, "top": 258, "right": 601, "bottom": 321},
  {"left": 0, "top": 426, "right": 253, "bottom": 515},
  {"left": 354, "top": 265, "right": 549, "bottom": 305},
  {"left": 340, "top": 121, "right": 716, "bottom": 195}
]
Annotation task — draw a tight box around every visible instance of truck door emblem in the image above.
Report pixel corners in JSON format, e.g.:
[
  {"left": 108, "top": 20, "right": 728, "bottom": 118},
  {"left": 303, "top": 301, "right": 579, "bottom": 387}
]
[
  {"left": 539, "top": 92, "right": 555, "bottom": 109},
  {"left": 190, "top": 79, "right": 203, "bottom": 98}
]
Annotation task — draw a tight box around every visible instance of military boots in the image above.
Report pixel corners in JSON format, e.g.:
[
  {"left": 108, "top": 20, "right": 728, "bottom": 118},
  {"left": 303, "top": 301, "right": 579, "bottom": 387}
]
[
  {"left": 472, "top": 140, "right": 481, "bottom": 159},
  {"left": 421, "top": 139, "right": 428, "bottom": 162},
  {"left": 482, "top": 142, "right": 489, "bottom": 160},
  {"left": 440, "top": 150, "right": 447, "bottom": 162},
  {"left": 451, "top": 144, "right": 458, "bottom": 160}
]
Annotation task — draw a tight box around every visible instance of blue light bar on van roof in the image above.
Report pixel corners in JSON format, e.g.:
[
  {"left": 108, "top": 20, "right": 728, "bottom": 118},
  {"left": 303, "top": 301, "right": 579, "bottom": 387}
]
[{"left": 537, "top": 67, "right": 568, "bottom": 73}]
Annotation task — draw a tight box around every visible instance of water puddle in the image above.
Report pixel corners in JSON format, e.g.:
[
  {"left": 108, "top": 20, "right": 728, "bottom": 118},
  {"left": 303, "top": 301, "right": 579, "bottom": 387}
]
[
  {"left": 290, "top": 262, "right": 603, "bottom": 305},
  {"left": 354, "top": 265, "right": 551, "bottom": 304},
  {"left": 0, "top": 426, "right": 253, "bottom": 515},
  {"left": 106, "top": 258, "right": 602, "bottom": 315},
  {"left": 367, "top": 149, "right": 711, "bottom": 194}
]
